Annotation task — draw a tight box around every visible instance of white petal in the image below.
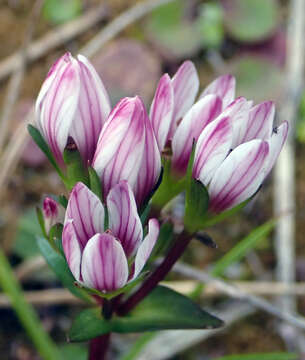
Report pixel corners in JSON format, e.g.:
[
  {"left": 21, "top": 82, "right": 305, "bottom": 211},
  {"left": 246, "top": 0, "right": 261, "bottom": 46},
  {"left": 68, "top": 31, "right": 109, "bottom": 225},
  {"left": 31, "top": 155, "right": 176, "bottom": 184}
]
[
  {"left": 81, "top": 233, "right": 129, "bottom": 292},
  {"left": 133, "top": 219, "right": 159, "bottom": 279},
  {"left": 209, "top": 139, "right": 269, "bottom": 212},
  {"left": 171, "top": 61, "right": 199, "bottom": 133},
  {"left": 62, "top": 221, "right": 82, "bottom": 282},
  {"left": 149, "top": 74, "right": 174, "bottom": 151},
  {"left": 172, "top": 94, "right": 222, "bottom": 175},
  {"left": 242, "top": 101, "right": 275, "bottom": 142},
  {"left": 193, "top": 115, "right": 233, "bottom": 185},
  {"left": 107, "top": 181, "right": 143, "bottom": 257},
  {"left": 200, "top": 74, "right": 236, "bottom": 109},
  {"left": 264, "top": 121, "right": 289, "bottom": 177},
  {"left": 65, "top": 182, "right": 105, "bottom": 248}
]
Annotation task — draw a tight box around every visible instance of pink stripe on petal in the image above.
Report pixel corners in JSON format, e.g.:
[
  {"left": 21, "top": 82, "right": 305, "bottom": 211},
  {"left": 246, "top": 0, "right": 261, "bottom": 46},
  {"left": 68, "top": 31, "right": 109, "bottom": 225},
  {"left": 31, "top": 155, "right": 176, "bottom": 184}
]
[
  {"left": 220, "top": 97, "right": 253, "bottom": 148},
  {"left": 264, "top": 121, "right": 288, "bottom": 177},
  {"left": 200, "top": 74, "right": 236, "bottom": 109},
  {"left": 149, "top": 74, "right": 174, "bottom": 151},
  {"left": 242, "top": 101, "right": 275, "bottom": 143},
  {"left": 135, "top": 111, "right": 161, "bottom": 205},
  {"left": 107, "top": 181, "right": 143, "bottom": 257},
  {"left": 193, "top": 116, "right": 233, "bottom": 185},
  {"left": 62, "top": 221, "right": 82, "bottom": 282},
  {"left": 81, "top": 233, "right": 129, "bottom": 292},
  {"left": 92, "top": 97, "right": 146, "bottom": 198},
  {"left": 69, "top": 56, "right": 111, "bottom": 165},
  {"left": 172, "top": 94, "right": 222, "bottom": 175},
  {"left": 65, "top": 182, "right": 105, "bottom": 248},
  {"left": 209, "top": 140, "right": 269, "bottom": 212},
  {"left": 36, "top": 57, "right": 81, "bottom": 164},
  {"left": 132, "top": 219, "right": 159, "bottom": 280},
  {"left": 171, "top": 61, "right": 199, "bottom": 136}
]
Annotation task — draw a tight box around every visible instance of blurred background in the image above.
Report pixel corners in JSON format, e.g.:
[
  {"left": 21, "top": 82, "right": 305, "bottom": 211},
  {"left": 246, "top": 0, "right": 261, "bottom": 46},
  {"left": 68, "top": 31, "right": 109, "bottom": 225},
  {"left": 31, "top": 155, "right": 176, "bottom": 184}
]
[{"left": 0, "top": 0, "right": 304, "bottom": 359}]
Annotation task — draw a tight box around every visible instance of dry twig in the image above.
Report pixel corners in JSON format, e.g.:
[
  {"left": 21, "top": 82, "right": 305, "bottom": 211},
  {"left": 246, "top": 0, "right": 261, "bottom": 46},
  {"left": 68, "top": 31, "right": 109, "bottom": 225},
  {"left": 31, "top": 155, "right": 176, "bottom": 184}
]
[
  {"left": 171, "top": 262, "right": 305, "bottom": 331},
  {"left": 0, "top": 4, "right": 108, "bottom": 82}
]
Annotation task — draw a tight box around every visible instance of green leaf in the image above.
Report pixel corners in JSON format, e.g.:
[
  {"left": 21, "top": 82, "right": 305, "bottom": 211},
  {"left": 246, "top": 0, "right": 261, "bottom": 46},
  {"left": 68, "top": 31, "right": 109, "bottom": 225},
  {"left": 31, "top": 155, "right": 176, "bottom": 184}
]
[
  {"left": 145, "top": 0, "right": 203, "bottom": 58},
  {"left": 69, "top": 285, "right": 223, "bottom": 341},
  {"left": 36, "top": 206, "right": 47, "bottom": 239},
  {"left": 27, "top": 125, "right": 65, "bottom": 181},
  {"left": 60, "top": 344, "right": 87, "bottom": 360},
  {"left": 43, "top": 0, "right": 82, "bottom": 25},
  {"left": 216, "top": 353, "right": 297, "bottom": 360},
  {"left": 14, "top": 208, "right": 42, "bottom": 259},
  {"left": 224, "top": 0, "right": 279, "bottom": 43},
  {"left": 211, "top": 219, "right": 276, "bottom": 276},
  {"left": 58, "top": 195, "right": 68, "bottom": 209},
  {"left": 0, "top": 248, "right": 62, "bottom": 360},
  {"left": 184, "top": 178, "right": 209, "bottom": 232},
  {"left": 184, "top": 143, "right": 209, "bottom": 232},
  {"left": 37, "top": 237, "right": 92, "bottom": 303},
  {"left": 120, "top": 332, "right": 155, "bottom": 360},
  {"left": 88, "top": 166, "right": 103, "bottom": 200},
  {"left": 63, "top": 148, "right": 89, "bottom": 190},
  {"left": 151, "top": 157, "right": 186, "bottom": 209},
  {"left": 196, "top": 3, "right": 224, "bottom": 48}
]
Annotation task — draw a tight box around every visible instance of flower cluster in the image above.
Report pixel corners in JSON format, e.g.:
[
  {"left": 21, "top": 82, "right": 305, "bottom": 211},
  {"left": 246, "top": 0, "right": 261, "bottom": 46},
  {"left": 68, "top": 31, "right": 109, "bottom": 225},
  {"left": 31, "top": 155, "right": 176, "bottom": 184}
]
[{"left": 34, "top": 53, "right": 288, "bottom": 294}]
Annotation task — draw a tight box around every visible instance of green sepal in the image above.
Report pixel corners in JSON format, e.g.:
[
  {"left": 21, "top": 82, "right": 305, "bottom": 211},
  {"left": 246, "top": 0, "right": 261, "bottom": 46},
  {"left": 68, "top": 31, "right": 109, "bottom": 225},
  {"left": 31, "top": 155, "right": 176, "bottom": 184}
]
[
  {"left": 151, "top": 157, "right": 186, "bottom": 210},
  {"left": 88, "top": 166, "right": 103, "bottom": 200},
  {"left": 27, "top": 125, "right": 66, "bottom": 182},
  {"left": 63, "top": 148, "right": 89, "bottom": 190},
  {"left": 48, "top": 223, "right": 64, "bottom": 254},
  {"left": 58, "top": 195, "right": 68, "bottom": 209},
  {"left": 37, "top": 237, "right": 93, "bottom": 303},
  {"left": 184, "top": 143, "right": 209, "bottom": 232},
  {"left": 69, "top": 285, "right": 223, "bottom": 341},
  {"left": 76, "top": 272, "right": 147, "bottom": 301},
  {"left": 36, "top": 206, "right": 47, "bottom": 239}
]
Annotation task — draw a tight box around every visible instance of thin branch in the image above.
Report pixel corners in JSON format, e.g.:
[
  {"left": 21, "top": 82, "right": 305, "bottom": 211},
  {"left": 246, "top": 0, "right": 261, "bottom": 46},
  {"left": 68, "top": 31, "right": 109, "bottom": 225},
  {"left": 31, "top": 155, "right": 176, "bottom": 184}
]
[
  {"left": 135, "top": 302, "right": 255, "bottom": 360},
  {"left": 171, "top": 262, "right": 305, "bottom": 331},
  {"left": 274, "top": 0, "right": 305, "bottom": 313},
  {"left": 0, "top": 4, "right": 108, "bottom": 82},
  {"left": 0, "top": 0, "right": 43, "bottom": 151},
  {"left": 0, "top": 288, "right": 83, "bottom": 308}
]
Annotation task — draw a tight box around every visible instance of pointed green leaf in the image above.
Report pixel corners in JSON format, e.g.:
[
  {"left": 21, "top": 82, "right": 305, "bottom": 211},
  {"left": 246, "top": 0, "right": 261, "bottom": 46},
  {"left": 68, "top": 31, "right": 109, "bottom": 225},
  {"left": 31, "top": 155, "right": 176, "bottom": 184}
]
[
  {"left": 27, "top": 125, "right": 65, "bottom": 181},
  {"left": 36, "top": 207, "right": 47, "bottom": 239},
  {"left": 185, "top": 178, "right": 209, "bottom": 232},
  {"left": 69, "top": 285, "right": 223, "bottom": 341},
  {"left": 37, "top": 237, "right": 92, "bottom": 303},
  {"left": 63, "top": 148, "right": 89, "bottom": 190},
  {"left": 88, "top": 166, "right": 103, "bottom": 200}
]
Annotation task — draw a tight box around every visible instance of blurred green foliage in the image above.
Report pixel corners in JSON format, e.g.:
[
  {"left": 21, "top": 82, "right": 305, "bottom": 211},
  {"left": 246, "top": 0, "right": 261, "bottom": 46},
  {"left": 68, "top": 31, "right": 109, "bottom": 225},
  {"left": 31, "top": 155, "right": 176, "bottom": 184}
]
[{"left": 43, "top": 0, "right": 82, "bottom": 24}]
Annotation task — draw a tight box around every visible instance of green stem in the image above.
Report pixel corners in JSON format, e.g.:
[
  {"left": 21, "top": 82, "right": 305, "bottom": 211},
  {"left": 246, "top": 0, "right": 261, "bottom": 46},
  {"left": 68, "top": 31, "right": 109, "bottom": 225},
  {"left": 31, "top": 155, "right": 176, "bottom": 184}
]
[{"left": 0, "top": 248, "right": 61, "bottom": 360}]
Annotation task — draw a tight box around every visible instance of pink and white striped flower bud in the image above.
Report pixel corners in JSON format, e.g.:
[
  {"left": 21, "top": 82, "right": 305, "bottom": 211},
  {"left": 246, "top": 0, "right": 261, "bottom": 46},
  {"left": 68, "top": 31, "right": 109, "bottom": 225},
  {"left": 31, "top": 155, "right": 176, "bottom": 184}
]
[
  {"left": 199, "top": 74, "right": 236, "bottom": 110},
  {"left": 92, "top": 96, "right": 161, "bottom": 207},
  {"left": 150, "top": 61, "right": 199, "bottom": 152},
  {"left": 193, "top": 97, "right": 288, "bottom": 213},
  {"left": 62, "top": 181, "right": 159, "bottom": 293},
  {"left": 35, "top": 52, "right": 111, "bottom": 166},
  {"left": 43, "top": 197, "right": 64, "bottom": 233},
  {"left": 171, "top": 94, "right": 222, "bottom": 175}
]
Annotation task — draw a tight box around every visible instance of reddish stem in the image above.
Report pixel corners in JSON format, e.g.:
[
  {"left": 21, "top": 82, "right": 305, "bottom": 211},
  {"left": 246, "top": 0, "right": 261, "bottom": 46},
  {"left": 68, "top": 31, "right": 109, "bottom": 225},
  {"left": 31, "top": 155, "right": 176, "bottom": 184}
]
[
  {"left": 117, "top": 230, "right": 192, "bottom": 316},
  {"left": 89, "top": 333, "right": 111, "bottom": 360}
]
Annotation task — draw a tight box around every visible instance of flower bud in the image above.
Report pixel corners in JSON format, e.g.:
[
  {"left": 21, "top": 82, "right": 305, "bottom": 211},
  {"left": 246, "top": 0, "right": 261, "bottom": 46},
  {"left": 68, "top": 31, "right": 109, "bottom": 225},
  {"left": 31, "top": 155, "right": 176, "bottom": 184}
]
[
  {"left": 43, "top": 197, "right": 64, "bottom": 233},
  {"left": 92, "top": 96, "right": 161, "bottom": 206},
  {"left": 35, "top": 52, "right": 111, "bottom": 166},
  {"left": 62, "top": 181, "right": 159, "bottom": 293}
]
